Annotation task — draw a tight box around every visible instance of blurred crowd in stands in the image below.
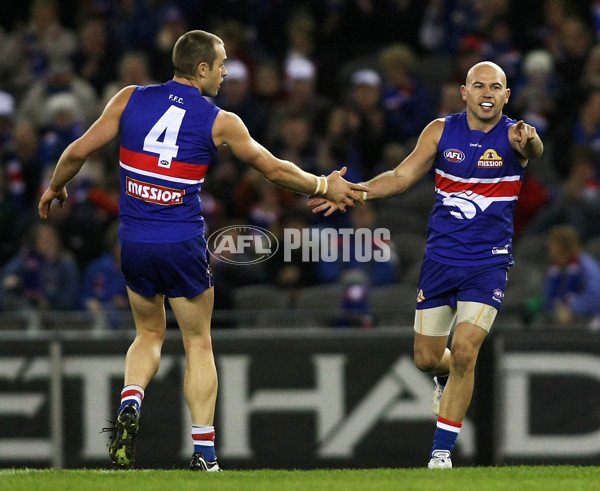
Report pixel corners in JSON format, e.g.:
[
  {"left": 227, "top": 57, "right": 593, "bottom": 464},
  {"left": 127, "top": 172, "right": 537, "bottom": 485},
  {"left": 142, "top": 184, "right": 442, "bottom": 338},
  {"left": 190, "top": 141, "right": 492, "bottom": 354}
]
[{"left": 2, "top": 0, "right": 600, "bottom": 329}]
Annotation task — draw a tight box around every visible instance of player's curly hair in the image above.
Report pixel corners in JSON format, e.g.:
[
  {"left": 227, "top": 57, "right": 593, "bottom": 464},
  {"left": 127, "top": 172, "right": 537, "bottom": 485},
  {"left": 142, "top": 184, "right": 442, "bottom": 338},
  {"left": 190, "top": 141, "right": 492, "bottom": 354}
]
[{"left": 172, "top": 30, "right": 223, "bottom": 79}]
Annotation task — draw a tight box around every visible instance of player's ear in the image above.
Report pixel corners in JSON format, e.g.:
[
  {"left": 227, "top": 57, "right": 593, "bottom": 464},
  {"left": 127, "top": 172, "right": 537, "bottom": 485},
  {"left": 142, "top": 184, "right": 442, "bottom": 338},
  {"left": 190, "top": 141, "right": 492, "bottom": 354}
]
[{"left": 197, "top": 61, "right": 208, "bottom": 78}]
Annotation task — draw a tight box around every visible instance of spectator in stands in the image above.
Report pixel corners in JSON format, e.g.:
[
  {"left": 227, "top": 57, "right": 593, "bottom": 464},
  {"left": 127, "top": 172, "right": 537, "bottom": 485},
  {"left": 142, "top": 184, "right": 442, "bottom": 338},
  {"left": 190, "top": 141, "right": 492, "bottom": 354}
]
[
  {"left": 0, "top": 158, "right": 24, "bottom": 266},
  {"left": 552, "top": 15, "right": 594, "bottom": 124},
  {"left": 215, "top": 59, "right": 269, "bottom": 144},
  {"left": 253, "top": 59, "right": 286, "bottom": 107},
  {"left": 525, "top": 146, "right": 600, "bottom": 240},
  {"left": 233, "top": 167, "right": 299, "bottom": 229},
  {"left": 419, "top": 0, "right": 483, "bottom": 55},
  {"left": 448, "top": 34, "right": 485, "bottom": 85},
  {"left": 72, "top": 16, "right": 119, "bottom": 96},
  {"left": 101, "top": 51, "right": 156, "bottom": 109},
  {"left": 80, "top": 221, "right": 129, "bottom": 329},
  {"left": 569, "top": 89, "right": 600, "bottom": 174},
  {"left": 17, "top": 58, "right": 98, "bottom": 131},
  {"left": 555, "top": 15, "right": 594, "bottom": 92},
  {"left": 581, "top": 44, "right": 600, "bottom": 91},
  {"left": 38, "top": 93, "right": 85, "bottom": 170},
  {"left": 534, "top": 0, "right": 574, "bottom": 58},
  {"left": 373, "top": 141, "right": 410, "bottom": 176},
  {"left": 0, "top": 93, "right": 42, "bottom": 265},
  {"left": 0, "top": 221, "right": 79, "bottom": 311},
  {"left": 552, "top": 88, "right": 600, "bottom": 179},
  {"left": 0, "top": 91, "right": 25, "bottom": 209},
  {"left": 199, "top": 144, "right": 240, "bottom": 227},
  {"left": 511, "top": 49, "right": 558, "bottom": 138},
  {"left": 267, "top": 57, "right": 332, "bottom": 143},
  {"left": 512, "top": 172, "right": 551, "bottom": 239},
  {"left": 0, "top": 0, "right": 77, "bottom": 97},
  {"left": 284, "top": 11, "right": 317, "bottom": 69},
  {"left": 481, "top": 15, "right": 521, "bottom": 81},
  {"left": 214, "top": 19, "right": 258, "bottom": 84},
  {"left": 379, "top": 43, "right": 434, "bottom": 144},
  {"left": 49, "top": 176, "right": 118, "bottom": 271},
  {"left": 267, "top": 111, "right": 319, "bottom": 175},
  {"left": 209, "top": 220, "right": 270, "bottom": 312},
  {"left": 246, "top": 173, "right": 285, "bottom": 230},
  {"left": 545, "top": 224, "right": 600, "bottom": 330},
  {"left": 337, "top": 268, "right": 374, "bottom": 329},
  {"left": 0, "top": 91, "right": 15, "bottom": 153},
  {"left": 314, "top": 137, "right": 363, "bottom": 192},
  {"left": 104, "top": 0, "right": 157, "bottom": 52},
  {"left": 317, "top": 201, "right": 398, "bottom": 286},
  {"left": 10, "top": 119, "right": 44, "bottom": 209},
  {"left": 150, "top": 6, "right": 189, "bottom": 83},
  {"left": 436, "top": 81, "right": 466, "bottom": 118},
  {"left": 342, "top": 68, "right": 386, "bottom": 172},
  {"left": 265, "top": 207, "right": 319, "bottom": 297}
]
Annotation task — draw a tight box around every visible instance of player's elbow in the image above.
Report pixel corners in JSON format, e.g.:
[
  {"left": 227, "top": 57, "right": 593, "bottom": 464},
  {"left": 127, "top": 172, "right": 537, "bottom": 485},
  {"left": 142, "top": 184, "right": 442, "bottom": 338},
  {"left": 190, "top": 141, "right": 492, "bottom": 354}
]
[{"left": 64, "top": 140, "right": 89, "bottom": 164}]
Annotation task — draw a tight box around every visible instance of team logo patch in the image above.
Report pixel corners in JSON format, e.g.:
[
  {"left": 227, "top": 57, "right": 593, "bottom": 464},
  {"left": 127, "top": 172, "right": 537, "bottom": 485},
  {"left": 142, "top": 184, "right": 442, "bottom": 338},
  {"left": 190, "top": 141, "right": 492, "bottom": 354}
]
[
  {"left": 478, "top": 149, "right": 504, "bottom": 168},
  {"left": 444, "top": 149, "right": 465, "bottom": 162},
  {"left": 126, "top": 176, "right": 185, "bottom": 205},
  {"left": 416, "top": 289, "right": 426, "bottom": 303},
  {"left": 492, "top": 289, "right": 504, "bottom": 303}
]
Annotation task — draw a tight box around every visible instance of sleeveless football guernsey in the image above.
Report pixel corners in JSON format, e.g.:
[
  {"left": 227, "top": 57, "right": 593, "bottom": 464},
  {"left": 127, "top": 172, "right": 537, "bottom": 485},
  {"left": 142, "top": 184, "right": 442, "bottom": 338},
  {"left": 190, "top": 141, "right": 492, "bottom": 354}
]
[
  {"left": 425, "top": 112, "right": 526, "bottom": 266},
  {"left": 118, "top": 80, "right": 220, "bottom": 243}
]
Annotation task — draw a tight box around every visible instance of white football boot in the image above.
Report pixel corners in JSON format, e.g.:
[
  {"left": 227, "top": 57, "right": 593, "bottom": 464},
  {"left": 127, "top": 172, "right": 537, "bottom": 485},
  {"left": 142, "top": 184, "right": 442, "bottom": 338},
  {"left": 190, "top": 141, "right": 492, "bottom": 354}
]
[{"left": 428, "top": 450, "right": 452, "bottom": 469}]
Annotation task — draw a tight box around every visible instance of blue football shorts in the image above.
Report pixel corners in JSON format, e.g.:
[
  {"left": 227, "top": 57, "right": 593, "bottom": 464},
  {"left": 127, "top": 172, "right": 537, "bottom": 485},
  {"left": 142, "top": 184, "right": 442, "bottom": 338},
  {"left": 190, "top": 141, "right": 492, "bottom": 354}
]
[
  {"left": 120, "top": 235, "right": 213, "bottom": 298},
  {"left": 415, "top": 254, "right": 511, "bottom": 311}
]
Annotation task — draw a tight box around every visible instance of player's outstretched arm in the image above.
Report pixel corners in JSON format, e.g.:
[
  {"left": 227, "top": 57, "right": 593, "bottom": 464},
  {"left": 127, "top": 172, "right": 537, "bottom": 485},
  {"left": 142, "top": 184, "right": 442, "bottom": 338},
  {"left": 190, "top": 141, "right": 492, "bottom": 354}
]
[
  {"left": 212, "top": 110, "right": 367, "bottom": 209},
  {"left": 309, "top": 118, "right": 443, "bottom": 215}
]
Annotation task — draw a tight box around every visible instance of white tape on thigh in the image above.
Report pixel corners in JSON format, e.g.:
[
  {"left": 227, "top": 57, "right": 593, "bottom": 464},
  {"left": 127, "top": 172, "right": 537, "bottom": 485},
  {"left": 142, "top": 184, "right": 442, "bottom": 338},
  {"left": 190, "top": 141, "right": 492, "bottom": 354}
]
[
  {"left": 456, "top": 301, "right": 497, "bottom": 332},
  {"left": 414, "top": 305, "right": 457, "bottom": 337}
]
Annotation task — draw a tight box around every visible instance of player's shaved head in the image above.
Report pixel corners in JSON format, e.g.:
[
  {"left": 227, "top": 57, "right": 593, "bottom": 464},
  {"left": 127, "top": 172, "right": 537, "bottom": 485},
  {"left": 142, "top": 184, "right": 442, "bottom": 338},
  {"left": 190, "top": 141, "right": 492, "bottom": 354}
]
[
  {"left": 465, "top": 61, "right": 507, "bottom": 87},
  {"left": 173, "top": 30, "right": 224, "bottom": 78}
]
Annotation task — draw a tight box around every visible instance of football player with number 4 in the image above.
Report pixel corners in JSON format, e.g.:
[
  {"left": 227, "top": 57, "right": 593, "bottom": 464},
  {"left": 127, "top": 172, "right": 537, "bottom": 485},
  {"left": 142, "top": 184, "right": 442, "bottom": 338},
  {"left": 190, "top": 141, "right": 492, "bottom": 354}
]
[
  {"left": 310, "top": 61, "right": 543, "bottom": 469},
  {"left": 38, "top": 30, "right": 367, "bottom": 471}
]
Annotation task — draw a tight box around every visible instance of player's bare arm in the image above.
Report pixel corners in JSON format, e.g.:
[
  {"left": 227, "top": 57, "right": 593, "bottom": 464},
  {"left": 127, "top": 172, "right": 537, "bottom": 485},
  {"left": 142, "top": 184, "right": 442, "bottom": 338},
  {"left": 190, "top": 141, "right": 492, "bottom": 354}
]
[
  {"left": 309, "top": 119, "right": 443, "bottom": 216},
  {"left": 366, "top": 118, "right": 443, "bottom": 199},
  {"left": 509, "top": 120, "right": 544, "bottom": 165},
  {"left": 38, "top": 86, "right": 135, "bottom": 219},
  {"left": 212, "top": 110, "right": 367, "bottom": 207}
]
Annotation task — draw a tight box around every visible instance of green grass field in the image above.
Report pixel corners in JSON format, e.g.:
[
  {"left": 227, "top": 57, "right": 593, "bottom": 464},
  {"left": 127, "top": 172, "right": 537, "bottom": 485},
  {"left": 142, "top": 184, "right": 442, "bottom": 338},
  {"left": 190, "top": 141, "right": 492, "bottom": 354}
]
[{"left": 2, "top": 466, "right": 600, "bottom": 491}]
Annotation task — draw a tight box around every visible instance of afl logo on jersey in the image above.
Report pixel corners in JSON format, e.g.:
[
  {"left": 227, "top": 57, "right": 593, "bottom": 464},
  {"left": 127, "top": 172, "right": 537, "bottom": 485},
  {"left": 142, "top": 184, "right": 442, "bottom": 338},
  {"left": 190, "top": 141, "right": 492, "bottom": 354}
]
[{"left": 444, "top": 149, "right": 465, "bottom": 162}]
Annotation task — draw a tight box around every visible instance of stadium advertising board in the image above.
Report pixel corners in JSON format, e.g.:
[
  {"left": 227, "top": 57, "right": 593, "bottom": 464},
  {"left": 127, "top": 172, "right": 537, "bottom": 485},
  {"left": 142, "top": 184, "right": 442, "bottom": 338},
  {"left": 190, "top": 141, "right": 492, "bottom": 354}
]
[{"left": 0, "top": 330, "right": 598, "bottom": 468}]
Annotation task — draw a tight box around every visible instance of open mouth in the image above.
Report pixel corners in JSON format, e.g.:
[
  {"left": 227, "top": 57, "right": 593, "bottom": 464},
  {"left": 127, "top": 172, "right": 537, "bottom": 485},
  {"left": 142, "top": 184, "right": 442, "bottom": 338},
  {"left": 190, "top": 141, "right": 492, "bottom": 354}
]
[{"left": 480, "top": 102, "right": 493, "bottom": 108}]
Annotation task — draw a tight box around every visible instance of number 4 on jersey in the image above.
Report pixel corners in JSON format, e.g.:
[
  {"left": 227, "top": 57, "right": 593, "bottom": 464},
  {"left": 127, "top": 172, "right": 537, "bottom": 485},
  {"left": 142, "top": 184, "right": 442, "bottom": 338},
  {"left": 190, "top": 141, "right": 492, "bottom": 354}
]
[{"left": 143, "top": 105, "right": 186, "bottom": 168}]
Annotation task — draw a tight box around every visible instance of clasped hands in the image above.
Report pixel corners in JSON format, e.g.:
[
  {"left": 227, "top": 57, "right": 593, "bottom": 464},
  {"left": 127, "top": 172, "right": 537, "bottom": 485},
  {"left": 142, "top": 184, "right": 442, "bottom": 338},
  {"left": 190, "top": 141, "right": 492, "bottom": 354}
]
[{"left": 310, "top": 166, "right": 367, "bottom": 216}]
